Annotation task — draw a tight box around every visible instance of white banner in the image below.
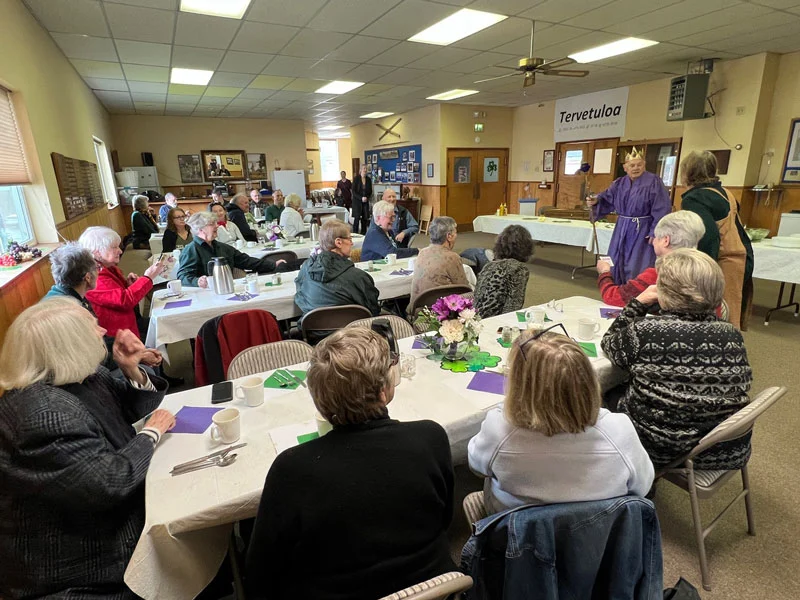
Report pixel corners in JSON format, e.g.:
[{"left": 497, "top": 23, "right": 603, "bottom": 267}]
[{"left": 554, "top": 86, "right": 629, "bottom": 142}]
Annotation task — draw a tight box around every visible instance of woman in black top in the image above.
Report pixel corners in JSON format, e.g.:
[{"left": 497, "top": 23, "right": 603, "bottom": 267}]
[
  {"left": 130, "top": 195, "right": 159, "bottom": 250},
  {"left": 161, "top": 207, "right": 192, "bottom": 253},
  {"left": 245, "top": 328, "right": 456, "bottom": 600}
]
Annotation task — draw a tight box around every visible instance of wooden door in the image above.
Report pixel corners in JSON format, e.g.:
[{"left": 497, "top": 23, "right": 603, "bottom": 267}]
[
  {"left": 476, "top": 149, "right": 509, "bottom": 217},
  {"left": 555, "top": 142, "right": 590, "bottom": 208},
  {"left": 588, "top": 139, "right": 617, "bottom": 198},
  {"left": 446, "top": 149, "right": 478, "bottom": 226}
]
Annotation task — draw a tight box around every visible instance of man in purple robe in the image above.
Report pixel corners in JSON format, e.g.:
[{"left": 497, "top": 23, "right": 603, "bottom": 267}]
[{"left": 587, "top": 148, "right": 671, "bottom": 284}]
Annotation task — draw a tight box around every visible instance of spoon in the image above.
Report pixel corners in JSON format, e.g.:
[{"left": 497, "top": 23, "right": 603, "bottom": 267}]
[{"left": 171, "top": 454, "right": 238, "bottom": 476}]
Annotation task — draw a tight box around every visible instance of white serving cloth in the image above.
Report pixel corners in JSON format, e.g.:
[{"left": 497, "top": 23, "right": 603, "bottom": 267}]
[{"left": 472, "top": 214, "right": 613, "bottom": 254}]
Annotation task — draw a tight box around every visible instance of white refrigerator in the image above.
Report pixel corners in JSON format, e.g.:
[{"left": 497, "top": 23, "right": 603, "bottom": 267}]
[{"left": 271, "top": 170, "right": 306, "bottom": 200}]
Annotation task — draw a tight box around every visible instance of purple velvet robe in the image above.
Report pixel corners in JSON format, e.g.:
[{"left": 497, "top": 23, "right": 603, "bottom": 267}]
[{"left": 593, "top": 171, "right": 671, "bottom": 284}]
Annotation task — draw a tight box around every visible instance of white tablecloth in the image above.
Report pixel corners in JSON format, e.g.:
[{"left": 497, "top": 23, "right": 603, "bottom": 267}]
[
  {"left": 304, "top": 206, "right": 350, "bottom": 224},
  {"left": 751, "top": 240, "right": 800, "bottom": 284},
  {"left": 125, "top": 295, "right": 625, "bottom": 599},
  {"left": 472, "top": 214, "right": 613, "bottom": 254}
]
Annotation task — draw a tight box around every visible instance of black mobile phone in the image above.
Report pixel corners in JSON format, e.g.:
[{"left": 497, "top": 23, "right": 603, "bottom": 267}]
[{"left": 211, "top": 381, "right": 233, "bottom": 404}]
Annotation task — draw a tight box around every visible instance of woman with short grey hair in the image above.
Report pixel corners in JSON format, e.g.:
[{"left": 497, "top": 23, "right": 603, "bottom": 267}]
[
  {"left": 411, "top": 216, "right": 468, "bottom": 304},
  {"left": 131, "top": 195, "right": 159, "bottom": 249},
  {"left": 280, "top": 193, "right": 306, "bottom": 237},
  {"left": 48, "top": 243, "right": 98, "bottom": 293},
  {"left": 186, "top": 211, "right": 217, "bottom": 236}
]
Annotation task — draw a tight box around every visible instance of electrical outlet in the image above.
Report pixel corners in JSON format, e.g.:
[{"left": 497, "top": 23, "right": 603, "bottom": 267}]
[
  {"left": 736, "top": 106, "right": 746, "bottom": 116},
  {"left": 523, "top": 161, "right": 531, "bottom": 172}
]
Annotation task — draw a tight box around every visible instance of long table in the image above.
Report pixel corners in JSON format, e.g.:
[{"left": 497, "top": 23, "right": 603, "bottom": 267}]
[
  {"left": 472, "top": 214, "right": 614, "bottom": 254},
  {"left": 125, "top": 296, "right": 626, "bottom": 599},
  {"left": 750, "top": 240, "right": 800, "bottom": 324}
]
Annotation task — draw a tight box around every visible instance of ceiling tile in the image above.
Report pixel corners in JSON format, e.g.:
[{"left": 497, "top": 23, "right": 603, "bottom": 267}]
[
  {"left": 230, "top": 21, "right": 299, "bottom": 53},
  {"left": 404, "top": 47, "right": 480, "bottom": 70},
  {"left": 281, "top": 30, "right": 352, "bottom": 59},
  {"left": 218, "top": 51, "right": 274, "bottom": 74},
  {"left": 219, "top": 109, "right": 248, "bottom": 118},
  {"left": 307, "top": 60, "right": 362, "bottom": 80},
  {"left": 372, "top": 84, "right": 426, "bottom": 97},
  {"left": 192, "top": 106, "right": 222, "bottom": 114},
  {"left": 104, "top": 4, "right": 176, "bottom": 43},
  {"left": 84, "top": 77, "right": 130, "bottom": 91},
  {"left": 249, "top": 75, "right": 295, "bottom": 89},
  {"left": 50, "top": 33, "right": 117, "bottom": 61},
  {"left": 604, "top": 0, "right": 732, "bottom": 36},
  {"left": 104, "top": 0, "right": 176, "bottom": 8},
  {"left": 122, "top": 64, "right": 170, "bottom": 82},
  {"left": 127, "top": 81, "right": 168, "bottom": 93},
  {"left": 171, "top": 46, "right": 224, "bottom": 70},
  {"left": 228, "top": 97, "right": 262, "bottom": 108},
  {"left": 326, "top": 36, "right": 399, "bottom": 63},
  {"left": 71, "top": 59, "right": 125, "bottom": 79},
  {"left": 133, "top": 101, "right": 165, "bottom": 109},
  {"left": 447, "top": 51, "right": 516, "bottom": 74},
  {"left": 340, "top": 63, "right": 394, "bottom": 82},
  {"left": 305, "top": 0, "right": 402, "bottom": 33},
  {"left": 204, "top": 86, "right": 242, "bottom": 97},
  {"left": 368, "top": 41, "right": 436, "bottom": 67},
  {"left": 174, "top": 12, "right": 241, "bottom": 50},
  {"left": 370, "top": 67, "right": 430, "bottom": 85},
  {"left": 168, "top": 83, "right": 207, "bottom": 95},
  {"left": 367, "top": 0, "right": 463, "bottom": 41},
  {"left": 268, "top": 90, "right": 320, "bottom": 101},
  {"left": 236, "top": 88, "right": 277, "bottom": 99},
  {"left": 167, "top": 94, "right": 201, "bottom": 105},
  {"left": 246, "top": 0, "right": 327, "bottom": 27},
  {"left": 283, "top": 78, "right": 329, "bottom": 92},
  {"left": 261, "top": 55, "right": 317, "bottom": 76},
  {"left": 538, "top": 31, "right": 621, "bottom": 60},
  {"left": 198, "top": 96, "right": 232, "bottom": 105},
  {"left": 750, "top": 0, "right": 800, "bottom": 7},
  {"left": 25, "top": 0, "right": 109, "bottom": 36},
  {"left": 165, "top": 107, "right": 196, "bottom": 115},
  {"left": 95, "top": 90, "right": 132, "bottom": 103},
  {"left": 451, "top": 17, "right": 542, "bottom": 52},
  {"left": 564, "top": 0, "right": 683, "bottom": 30},
  {"left": 209, "top": 72, "right": 256, "bottom": 87},
  {"left": 131, "top": 92, "right": 167, "bottom": 102},
  {"left": 347, "top": 82, "right": 394, "bottom": 96},
  {"left": 115, "top": 40, "right": 172, "bottom": 66}
]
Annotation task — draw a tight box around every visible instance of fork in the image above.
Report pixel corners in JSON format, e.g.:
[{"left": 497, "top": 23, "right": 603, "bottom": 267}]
[{"left": 273, "top": 370, "right": 293, "bottom": 388}]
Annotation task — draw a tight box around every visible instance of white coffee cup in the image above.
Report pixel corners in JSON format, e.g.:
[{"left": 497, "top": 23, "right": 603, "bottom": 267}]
[
  {"left": 246, "top": 241, "right": 256, "bottom": 248},
  {"left": 407, "top": 258, "right": 416, "bottom": 271},
  {"left": 357, "top": 261, "right": 369, "bottom": 270},
  {"left": 525, "top": 307, "right": 546, "bottom": 327},
  {"left": 577, "top": 318, "right": 601, "bottom": 340},
  {"left": 387, "top": 253, "right": 397, "bottom": 265},
  {"left": 315, "top": 411, "right": 333, "bottom": 437},
  {"left": 210, "top": 408, "right": 241, "bottom": 444},
  {"left": 235, "top": 239, "right": 245, "bottom": 250},
  {"left": 276, "top": 239, "right": 284, "bottom": 248},
  {"left": 171, "top": 248, "right": 181, "bottom": 260},
  {"left": 247, "top": 279, "right": 259, "bottom": 295},
  {"left": 167, "top": 279, "right": 182, "bottom": 294},
  {"left": 235, "top": 376, "right": 264, "bottom": 407},
  {"left": 206, "top": 276, "right": 214, "bottom": 290}
]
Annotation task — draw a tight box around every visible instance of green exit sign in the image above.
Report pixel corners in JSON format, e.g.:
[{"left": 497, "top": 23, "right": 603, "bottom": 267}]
[{"left": 474, "top": 123, "right": 484, "bottom": 132}]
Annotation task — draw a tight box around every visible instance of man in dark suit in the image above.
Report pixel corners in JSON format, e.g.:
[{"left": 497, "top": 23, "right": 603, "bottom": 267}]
[{"left": 352, "top": 164, "right": 372, "bottom": 235}]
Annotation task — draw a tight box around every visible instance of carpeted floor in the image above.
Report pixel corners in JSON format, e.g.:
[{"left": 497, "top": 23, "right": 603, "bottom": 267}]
[{"left": 127, "top": 231, "right": 799, "bottom": 598}]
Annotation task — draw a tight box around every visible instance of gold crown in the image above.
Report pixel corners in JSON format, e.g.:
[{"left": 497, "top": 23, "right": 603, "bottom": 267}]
[{"left": 625, "top": 146, "right": 644, "bottom": 162}]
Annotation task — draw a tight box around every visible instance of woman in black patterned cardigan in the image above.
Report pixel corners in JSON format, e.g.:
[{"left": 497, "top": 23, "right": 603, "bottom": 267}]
[
  {"left": 601, "top": 248, "right": 752, "bottom": 470},
  {"left": 0, "top": 298, "right": 176, "bottom": 600}
]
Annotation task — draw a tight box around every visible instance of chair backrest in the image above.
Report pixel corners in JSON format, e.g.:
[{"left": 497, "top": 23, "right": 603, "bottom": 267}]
[
  {"left": 719, "top": 299, "right": 730, "bottom": 322},
  {"left": 462, "top": 491, "right": 488, "bottom": 526},
  {"left": 347, "top": 315, "right": 415, "bottom": 340},
  {"left": 216, "top": 309, "right": 283, "bottom": 380},
  {"left": 378, "top": 572, "right": 472, "bottom": 600},
  {"left": 299, "top": 304, "right": 372, "bottom": 342},
  {"left": 350, "top": 248, "right": 362, "bottom": 263},
  {"left": 265, "top": 250, "right": 298, "bottom": 263},
  {"left": 407, "top": 284, "right": 473, "bottom": 318},
  {"left": 228, "top": 340, "right": 313, "bottom": 379}
]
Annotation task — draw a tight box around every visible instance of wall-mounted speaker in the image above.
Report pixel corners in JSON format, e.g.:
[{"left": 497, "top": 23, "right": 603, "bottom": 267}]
[{"left": 141, "top": 152, "right": 154, "bottom": 166}]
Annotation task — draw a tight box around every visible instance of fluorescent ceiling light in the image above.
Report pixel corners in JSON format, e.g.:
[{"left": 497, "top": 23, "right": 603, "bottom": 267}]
[
  {"left": 170, "top": 68, "right": 213, "bottom": 85},
  {"left": 320, "top": 125, "right": 343, "bottom": 130},
  {"left": 180, "top": 0, "right": 252, "bottom": 19},
  {"left": 409, "top": 9, "right": 507, "bottom": 46},
  {"left": 426, "top": 89, "right": 479, "bottom": 101},
  {"left": 360, "top": 112, "right": 394, "bottom": 119},
  {"left": 315, "top": 81, "right": 365, "bottom": 95},
  {"left": 569, "top": 38, "right": 658, "bottom": 63}
]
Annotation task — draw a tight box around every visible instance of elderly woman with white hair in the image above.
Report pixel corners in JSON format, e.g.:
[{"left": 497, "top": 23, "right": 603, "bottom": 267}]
[
  {"left": 411, "top": 216, "right": 469, "bottom": 304},
  {"left": 177, "top": 211, "right": 291, "bottom": 288},
  {"left": 0, "top": 298, "right": 175, "bottom": 599},
  {"left": 602, "top": 248, "right": 753, "bottom": 470},
  {"left": 131, "top": 194, "right": 159, "bottom": 249},
  {"left": 279, "top": 193, "right": 306, "bottom": 238},
  {"left": 362, "top": 200, "right": 420, "bottom": 261},
  {"left": 597, "top": 210, "right": 705, "bottom": 307},
  {"left": 80, "top": 226, "right": 168, "bottom": 338}
]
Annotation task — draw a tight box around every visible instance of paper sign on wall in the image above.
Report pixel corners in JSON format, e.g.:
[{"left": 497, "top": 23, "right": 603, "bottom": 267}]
[
  {"left": 593, "top": 148, "right": 613, "bottom": 174},
  {"left": 484, "top": 158, "right": 499, "bottom": 182},
  {"left": 555, "top": 87, "right": 629, "bottom": 142}
]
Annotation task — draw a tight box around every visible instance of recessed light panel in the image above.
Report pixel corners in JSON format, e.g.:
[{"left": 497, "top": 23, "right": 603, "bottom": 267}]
[
  {"left": 426, "top": 89, "right": 479, "bottom": 101},
  {"left": 315, "top": 81, "right": 365, "bottom": 95},
  {"left": 569, "top": 38, "right": 658, "bottom": 63},
  {"left": 320, "top": 125, "right": 343, "bottom": 130},
  {"left": 360, "top": 112, "right": 394, "bottom": 119},
  {"left": 180, "top": 0, "right": 252, "bottom": 19},
  {"left": 409, "top": 9, "right": 507, "bottom": 46},
  {"left": 170, "top": 68, "right": 214, "bottom": 85}
]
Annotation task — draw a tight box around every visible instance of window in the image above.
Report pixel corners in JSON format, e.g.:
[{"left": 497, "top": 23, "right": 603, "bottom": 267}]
[
  {"left": 319, "top": 139, "right": 340, "bottom": 181},
  {"left": 0, "top": 85, "right": 34, "bottom": 252},
  {"left": 93, "top": 136, "right": 117, "bottom": 207}
]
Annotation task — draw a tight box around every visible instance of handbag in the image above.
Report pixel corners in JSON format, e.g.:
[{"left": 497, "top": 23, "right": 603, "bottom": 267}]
[{"left": 663, "top": 577, "right": 702, "bottom": 600}]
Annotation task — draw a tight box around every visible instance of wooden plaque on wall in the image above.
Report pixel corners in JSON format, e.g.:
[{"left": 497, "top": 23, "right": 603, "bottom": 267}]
[{"left": 51, "top": 152, "right": 105, "bottom": 221}]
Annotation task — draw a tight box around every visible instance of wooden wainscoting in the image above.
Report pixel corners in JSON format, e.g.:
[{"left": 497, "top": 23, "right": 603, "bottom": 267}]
[
  {"left": 309, "top": 181, "right": 338, "bottom": 191},
  {"left": 57, "top": 204, "right": 129, "bottom": 241},
  {"left": 508, "top": 181, "right": 555, "bottom": 215},
  {"left": 418, "top": 185, "right": 445, "bottom": 221}
]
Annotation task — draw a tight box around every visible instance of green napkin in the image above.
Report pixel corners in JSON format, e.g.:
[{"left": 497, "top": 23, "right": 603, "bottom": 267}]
[
  {"left": 496, "top": 337, "right": 512, "bottom": 348},
  {"left": 578, "top": 342, "right": 597, "bottom": 358},
  {"left": 372, "top": 259, "right": 388, "bottom": 264},
  {"left": 263, "top": 370, "right": 307, "bottom": 389},
  {"left": 516, "top": 311, "right": 552, "bottom": 323},
  {"left": 264, "top": 281, "right": 282, "bottom": 287},
  {"left": 297, "top": 431, "right": 319, "bottom": 444}
]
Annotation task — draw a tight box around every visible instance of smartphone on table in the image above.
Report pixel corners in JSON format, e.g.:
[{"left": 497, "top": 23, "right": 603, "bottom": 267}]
[{"left": 211, "top": 381, "right": 233, "bottom": 404}]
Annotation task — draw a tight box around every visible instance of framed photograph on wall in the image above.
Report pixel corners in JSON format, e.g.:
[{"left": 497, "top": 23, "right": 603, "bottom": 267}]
[
  {"left": 366, "top": 154, "right": 372, "bottom": 164},
  {"left": 201, "top": 149, "right": 246, "bottom": 180},
  {"left": 782, "top": 118, "right": 800, "bottom": 183},
  {"left": 542, "top": 150, "right": 555, "bottom": 172},
  {"left": 246, "top": 153, "right": 267, "bottom": 179},
  {"left": 402, "top": 151, "right": 408, "bottom": 161},
  {"left": 427, "top": 163, "right": 434, "bottom": 178},
  {"left": 409, "top": 150, "right": 416, "bottom": 161},
  {"left": 372, "top": 153, "right": 378, "bottom": 163},
  {"left": 177, "top": 154, "right": 203, "bottom": 183}
]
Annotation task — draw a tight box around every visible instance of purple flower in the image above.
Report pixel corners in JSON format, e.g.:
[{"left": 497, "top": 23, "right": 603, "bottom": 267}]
[
  {"left": 431, "top": 294, "right": 473, "bottom": 321},
  {"left": 580, "top": 162, "right": 591, "bottom": 173}
]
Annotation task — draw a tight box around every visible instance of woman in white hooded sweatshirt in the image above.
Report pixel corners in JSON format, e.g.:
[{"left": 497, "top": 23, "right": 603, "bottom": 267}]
[{"left": 468, "top": 325, "right": 654, "bottom": 514}]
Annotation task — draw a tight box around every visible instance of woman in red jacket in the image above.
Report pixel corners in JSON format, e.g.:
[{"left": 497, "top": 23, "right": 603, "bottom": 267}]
[{"left": 79, "top": 226, "right": 166, "bottom": 338}]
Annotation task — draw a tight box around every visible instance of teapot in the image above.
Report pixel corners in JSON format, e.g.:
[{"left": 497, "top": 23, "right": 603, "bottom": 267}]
[{"left": 207, "top": 257, "right": 234, "bottom": 295}]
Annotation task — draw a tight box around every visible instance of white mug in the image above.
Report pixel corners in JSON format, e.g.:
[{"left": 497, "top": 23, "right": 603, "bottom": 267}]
[
  {"left": 387, "top": 253, "right": 397, "bottom": 265},
  {"left": 525, "top": 307, "right": 546, "bottom": 327},
  {"left": 210, "top": 408, "right": 241, "bottom": 444},
  {"left": 357, "top": 261, "right": 369, "bottom": 270},
  {"left": 235, "top": 239, "right": 245, "bottom": 250},
  {"left": 577, "top": 318, "right": 601, "bottom": 341},
  {"left": 235, "top": 376, "right": 264, "bottom": 407},
  {"left": 246, "top": 241, "right": 256, "bottom": 248},
  {"left": 276, "top": 239, "right": 284, "bottom": 248},
  {"left": 316, "top": 411, "right": 333, "bottom": 437},
  {"left": 167, "top": 279, "right": 182, "bottom": 294},
  {"left": 407, "top": 258, "right": 416, "bottom": 271},
  {"left": 247, "top": 279, "right": 259, "bottom": 295},
  {"left": 206, "top": 276, "right": 214, "bottom": 290},
  {"left": 171, "top": 248, "right": 181, "bottom": 260}
]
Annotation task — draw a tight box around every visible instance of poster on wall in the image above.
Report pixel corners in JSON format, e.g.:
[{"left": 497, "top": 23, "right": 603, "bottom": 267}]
[
  {"left": 483, "top": 157, "right": 500, "bottom": 182},
  {"left": 177, "top": 154, "right": 203, "bottom": 183},
  {"left": 247, "top": 153, "right": 267, "bottom": 179},
  {"left": 554, "top": 86, "right": 629, "bottom": 143},
  {"left": 783, "top": 118, "right": 800, "bottom": 183}
]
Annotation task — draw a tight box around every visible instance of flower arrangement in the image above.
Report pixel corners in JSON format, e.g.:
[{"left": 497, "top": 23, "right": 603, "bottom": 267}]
[
  {"left": 414, "top": 294, "right": 482, "bottom": 360},
  {"left": 267, "top": 224, "right": 285, "bottom": 241}
]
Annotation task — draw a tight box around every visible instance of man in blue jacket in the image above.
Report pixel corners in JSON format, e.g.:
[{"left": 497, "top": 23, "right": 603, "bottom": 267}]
[
  {"left": 382, "top": 188, "right": 418, "bottom": 248},
  {"left": 361, "top": 201, "right": 419, "bottom": 261}
]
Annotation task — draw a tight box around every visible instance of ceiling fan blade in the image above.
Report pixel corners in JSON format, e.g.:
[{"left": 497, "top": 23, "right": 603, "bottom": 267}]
[
  {"left": 541, "top": 69, "right": 589, "bottom": 77},
  {"left": 495, "top": 65, "right": 521, "bottom": 71},
  {"left": 539, "top": 57, "right": 576, "bottom": 70},
  {"left": 474, "top": 72, "right": 518, "bottom": 84}
]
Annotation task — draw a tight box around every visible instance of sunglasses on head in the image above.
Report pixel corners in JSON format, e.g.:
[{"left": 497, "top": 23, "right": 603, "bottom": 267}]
[{"left": 518, "top": 322, "right": 570, "bottom": 359}]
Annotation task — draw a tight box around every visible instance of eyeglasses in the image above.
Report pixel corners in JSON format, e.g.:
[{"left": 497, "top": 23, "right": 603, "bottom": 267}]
[
  {"left": 389, "top": 351, "right": 400, "bottom": 366},
  {"left": 546, "top": 299, "right": 564, "bottom": 313},
  {"left": 337, "top": 236, "right": 353, "bottom": 242},
  {"left": 518, "top": 322, "right": 570, "bottom": 359}
]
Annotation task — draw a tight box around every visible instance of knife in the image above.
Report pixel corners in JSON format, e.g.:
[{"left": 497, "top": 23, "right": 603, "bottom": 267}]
[
  {"left": 170, "top": 443, "right": 247, "bottom": 473},
  {"left": 280, "top": 369, "right": 306, "bottom": 388}
]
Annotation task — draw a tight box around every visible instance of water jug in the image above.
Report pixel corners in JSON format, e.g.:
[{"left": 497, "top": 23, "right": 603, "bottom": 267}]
[
  {"left": 309, "top": 222, "right": 319, "bottom": 242},
  {"left": 207, "top": 257, "right": 234, "bottom": 295},
  {"left": 253, "top": 206, "right": 262, "bottom": 220}
]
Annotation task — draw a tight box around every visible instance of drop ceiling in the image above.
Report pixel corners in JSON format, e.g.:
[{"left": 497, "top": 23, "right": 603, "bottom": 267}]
[{"left": 22, "top": 0, "right": 800, "bottom": 131}]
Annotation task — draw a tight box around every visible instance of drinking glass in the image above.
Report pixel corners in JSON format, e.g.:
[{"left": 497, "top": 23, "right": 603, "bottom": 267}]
[{"left": 400, "top": 354, "right": 416, "bottom": 379}]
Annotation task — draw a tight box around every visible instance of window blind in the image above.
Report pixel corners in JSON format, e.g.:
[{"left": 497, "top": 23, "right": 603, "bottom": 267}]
[{"left": 0, "top": 86, "right": 32, "bottom": 185}]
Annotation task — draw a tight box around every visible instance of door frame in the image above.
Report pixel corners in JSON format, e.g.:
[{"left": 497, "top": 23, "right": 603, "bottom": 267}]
[{"left": 445, "top": 147, "right": 509, "bottom": 229}]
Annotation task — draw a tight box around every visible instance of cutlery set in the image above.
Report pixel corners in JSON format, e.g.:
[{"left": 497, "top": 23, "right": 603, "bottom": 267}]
[
  {"left": 273, "top": 369, "right": 306, "bottom": 388},
  {"left": 171, "top": 442, "right": 247, "bottom": 476}
]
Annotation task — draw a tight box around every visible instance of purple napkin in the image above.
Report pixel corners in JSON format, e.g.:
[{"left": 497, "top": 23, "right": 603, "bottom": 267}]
[
  {"left": 467, "top": 370, "right": 506, "bottom": 395},
  {"left": 600, "top": 308, "right": 622, "bottom": 319},
  {"left": 412, "top": 339, "right": 426, "bottom": 349},
  {"left": 170, "top": 406, "right": 223, "bottom": 434},
  {"left": 227, "top": 294, "right": 259, "bottom": 302},
  {"left": 164, "top": 299, "right": 192, "bottom": 309},
  {"left": 389, "top": 269, "right": 412, "bottom": 276}
]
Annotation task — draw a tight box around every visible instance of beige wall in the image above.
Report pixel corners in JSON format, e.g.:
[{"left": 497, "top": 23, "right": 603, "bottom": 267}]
[
  {"left": 337, "top": 138, "right": 352, "bottom": 175},
  {"left": 509, "top": 102, "right": 556, "bottom": 182},
  {"left": 1, "top": 0, "right": 115, "bottom": 240},
  {"left": 110, "top": 115, "right": 307, "bottom": 189},
  {"left": 761, "top": 51, "right": 800, "bottom": 185}
]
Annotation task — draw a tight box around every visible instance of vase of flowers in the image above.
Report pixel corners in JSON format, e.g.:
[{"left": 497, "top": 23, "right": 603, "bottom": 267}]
[
  {"left": 267, "top": 224, "right": 285, "bottom": 242},
  {"left": 414, "top": 295, "right": 482, "bottom": 361}
]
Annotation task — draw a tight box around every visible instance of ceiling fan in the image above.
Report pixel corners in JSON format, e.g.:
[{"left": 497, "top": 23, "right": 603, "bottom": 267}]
[{"left": 474, "top": 21, "right": 589, "bottom": 88}]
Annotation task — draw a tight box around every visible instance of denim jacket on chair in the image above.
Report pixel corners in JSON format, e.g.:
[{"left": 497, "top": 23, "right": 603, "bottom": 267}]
[{"left": 460, "top": 496, "right": 663, "bottom": 600}]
